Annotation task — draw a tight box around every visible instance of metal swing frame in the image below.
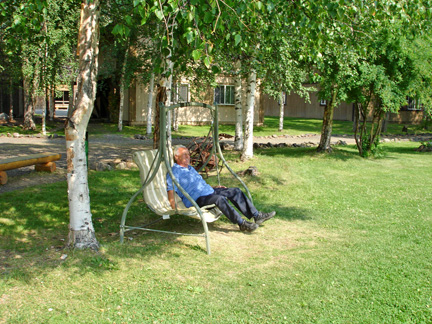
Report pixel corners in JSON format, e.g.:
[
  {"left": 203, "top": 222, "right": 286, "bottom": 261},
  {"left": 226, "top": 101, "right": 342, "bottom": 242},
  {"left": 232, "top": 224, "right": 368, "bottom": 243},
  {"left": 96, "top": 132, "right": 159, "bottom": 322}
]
[{"left": 119, "top": 102, "right": 252, "bottom": 255}]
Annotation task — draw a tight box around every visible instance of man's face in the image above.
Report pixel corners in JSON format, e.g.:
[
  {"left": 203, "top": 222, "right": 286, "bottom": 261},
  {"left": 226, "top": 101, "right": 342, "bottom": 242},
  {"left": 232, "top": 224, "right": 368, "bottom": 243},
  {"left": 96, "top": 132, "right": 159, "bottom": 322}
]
[{"left": 175, "top": 148, "right": 190, "bottom": 167}]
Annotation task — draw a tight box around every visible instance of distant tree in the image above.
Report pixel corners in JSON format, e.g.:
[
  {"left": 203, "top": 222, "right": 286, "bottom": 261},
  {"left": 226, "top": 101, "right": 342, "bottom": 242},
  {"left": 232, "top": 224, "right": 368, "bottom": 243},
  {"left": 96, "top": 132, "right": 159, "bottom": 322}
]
[
  {"left": 350, "top": 31, "right": 432, "bottom": 157},
  {"left": 1, "top": 0, "right": 80, "bottom": 129}
]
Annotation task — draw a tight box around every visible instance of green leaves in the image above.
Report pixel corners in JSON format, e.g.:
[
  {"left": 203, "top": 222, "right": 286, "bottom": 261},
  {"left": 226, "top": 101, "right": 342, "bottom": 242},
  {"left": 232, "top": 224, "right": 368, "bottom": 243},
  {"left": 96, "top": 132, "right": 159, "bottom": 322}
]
[
  {"left": 112, "top": 23, "right": 128, "bottom": 37},
  {"left": 192, "top": 49, "right": 201, "bottom": 61}
]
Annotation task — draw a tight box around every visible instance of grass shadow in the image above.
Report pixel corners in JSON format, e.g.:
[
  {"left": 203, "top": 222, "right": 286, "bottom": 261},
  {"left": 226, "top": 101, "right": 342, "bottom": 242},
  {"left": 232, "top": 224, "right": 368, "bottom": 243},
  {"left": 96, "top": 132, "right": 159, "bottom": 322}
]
[
  {"left": 254, "top": 145, "right": 361, "bottom": 161},
  {"left": 381, "top": 143, "right": 424, "bottom": 155},
  {"left": 0, "top": 166, "right": 314, "bottom": 281}
]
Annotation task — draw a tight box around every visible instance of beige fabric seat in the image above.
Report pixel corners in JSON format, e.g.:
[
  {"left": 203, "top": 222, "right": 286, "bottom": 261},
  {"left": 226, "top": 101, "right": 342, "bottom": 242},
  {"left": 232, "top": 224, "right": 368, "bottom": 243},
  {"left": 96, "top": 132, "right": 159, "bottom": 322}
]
[{"left": 133, "top": 150, "right": 222, "bottom": 223}]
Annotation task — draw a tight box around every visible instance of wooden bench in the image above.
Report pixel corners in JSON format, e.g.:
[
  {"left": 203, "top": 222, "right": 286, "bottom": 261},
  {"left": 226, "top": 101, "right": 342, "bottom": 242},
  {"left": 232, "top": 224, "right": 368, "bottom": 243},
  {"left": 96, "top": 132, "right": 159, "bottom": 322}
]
[{"left": 0, "top": 152, "right": 62, "bottom": 185}]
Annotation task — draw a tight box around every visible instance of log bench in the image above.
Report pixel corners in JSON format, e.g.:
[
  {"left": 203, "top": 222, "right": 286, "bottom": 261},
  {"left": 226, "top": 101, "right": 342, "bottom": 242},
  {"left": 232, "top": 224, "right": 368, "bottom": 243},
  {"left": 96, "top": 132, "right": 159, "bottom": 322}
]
[{"left": 0, "top": 152, "right": 62, "bottom": 185}]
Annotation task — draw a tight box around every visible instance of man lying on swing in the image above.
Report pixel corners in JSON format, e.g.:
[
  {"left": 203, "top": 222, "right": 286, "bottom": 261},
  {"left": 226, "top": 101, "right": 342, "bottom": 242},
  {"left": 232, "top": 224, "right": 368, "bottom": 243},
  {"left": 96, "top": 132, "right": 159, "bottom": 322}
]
[{"left": 167, "top": 145, "right": 275, "bottom": 232}]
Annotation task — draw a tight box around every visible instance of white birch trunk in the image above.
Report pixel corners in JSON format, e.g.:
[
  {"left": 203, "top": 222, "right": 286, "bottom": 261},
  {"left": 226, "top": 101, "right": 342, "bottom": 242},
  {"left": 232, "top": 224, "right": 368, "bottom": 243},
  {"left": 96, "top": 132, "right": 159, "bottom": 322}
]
[
  {"left": 49, "top": 88, "right": 55, "bottom": 121},
  {"left": 146, "top": 73, "right": 155, "bottom": 135},
  {"left": 118, "top": 42, "right": 130, "bottom": 132},
  {"left": 234, "top": 61, "right": 243, "bottom": 151},
  {"left": 41, "top": 92, "right": 46, "bottom": 135},
  {"left": 65, "top": 0, "right": 100, "bottom": 250},
  {"left": 118, "top": 83, "right": 124, "bottom": 131},
  {"left": 242, "top": 69, "right": 256, "bottom": 160},
  {"left": 172, "top": 83, "right": 178, "bottom": 132},
  {"left": 173, "top": 107, "right": 178, "bottom": 131},
  {"left": 165, "top": 59, "right": 174, "bottom": 145},
  {"left": 278, "top": 91, "right": 284, "bottom": 131},
  {"left": 9, "top": 79, "right": 14, "bottom": 121}
]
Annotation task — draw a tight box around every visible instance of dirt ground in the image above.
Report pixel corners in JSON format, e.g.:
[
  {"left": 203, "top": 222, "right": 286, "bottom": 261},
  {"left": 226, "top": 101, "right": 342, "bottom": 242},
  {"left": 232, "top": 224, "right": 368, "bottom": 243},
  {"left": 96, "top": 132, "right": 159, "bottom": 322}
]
[{"left": 1, "top": 131, "right": 426, "bottom": 194}]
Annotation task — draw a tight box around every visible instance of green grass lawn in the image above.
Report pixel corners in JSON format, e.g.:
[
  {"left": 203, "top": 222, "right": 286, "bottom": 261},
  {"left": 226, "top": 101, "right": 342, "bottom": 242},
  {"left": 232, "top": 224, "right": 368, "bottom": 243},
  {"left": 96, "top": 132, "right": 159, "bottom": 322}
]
[
  {"left": 1, "top": 116, "right": 429, "bottom": 138},
  {"left": 1, "top": 142, "right": 431, "bottom": 323}
]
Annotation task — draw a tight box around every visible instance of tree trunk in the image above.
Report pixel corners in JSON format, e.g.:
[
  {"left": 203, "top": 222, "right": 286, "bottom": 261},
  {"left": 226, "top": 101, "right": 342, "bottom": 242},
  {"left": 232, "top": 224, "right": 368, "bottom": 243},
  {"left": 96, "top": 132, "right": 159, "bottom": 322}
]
[
  {"left": 165, "top": 60, "right": 174, "bottom": 145},
  {"left": 146, "top": 73, "right": 155, "bottom": 135},
  {"left": 9, "top": 79, "right": 14, "bottom": 122},
  {"left": 49, "top": 88, "right": 55, "bottom": 121},
  {"left": 118, "top": 83, "right": 125, "bottom": 131},
  {"left": 66, "top": 0, "right": 100, "bottom": 250},
  {"left": 173, "top": 107, "right": 178, "bottom": 131},
  {"left": 153, "top": 84, "right": 166, "bottom": 148},
  {"left": 67, "top": 79, "right": 75, "bottom": 119},
  {"left": 241, "top": 69, "right": 256, "bottom": 160},
  {"left": 278, "top": 91, "right": 284, "bottom": 131},
  {"left": 381, "top": 111, "right": 390, "bottom": 133},
  {"left": 41, "top": 90, "right": 47, "bottom": 136},
  {"left": 364, "top": 107, "right": 385, "bottom": 156},
  {"left": 234, "top": 61, "right": 243, "bottom": 151},
  {"left": 153, "top": 55, "right": 173, "bottom": 148},
  {"left": 353, "top": 102, "right": 363, "bottom": 155},
  {"left": 23, "top": 78, "right": 36, "bottom": 130},
  {"left": 317, "top": 86, "right": 338, "bottom": 153},
  {"left": 118, "top": 41, "right": 130, "bottom": 132}
]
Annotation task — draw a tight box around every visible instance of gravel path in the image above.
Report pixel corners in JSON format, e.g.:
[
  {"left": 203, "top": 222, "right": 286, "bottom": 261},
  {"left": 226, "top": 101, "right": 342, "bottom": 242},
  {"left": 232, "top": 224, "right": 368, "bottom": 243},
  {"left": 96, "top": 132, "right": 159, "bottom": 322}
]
[
  {"left": 0, "top": 134, "right": 151, "bottom": 193},
  {"left": 0, "top": 131, "right": 427, "bottom": 194}
]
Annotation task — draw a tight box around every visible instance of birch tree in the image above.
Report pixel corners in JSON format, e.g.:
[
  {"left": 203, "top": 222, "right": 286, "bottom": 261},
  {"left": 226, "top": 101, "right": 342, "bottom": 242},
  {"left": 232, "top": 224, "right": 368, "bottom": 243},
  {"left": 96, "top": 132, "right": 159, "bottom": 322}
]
[
  {"left": 234, "top": 60, "right": 243, "bottom": 151},
  {"left": 242, "top": 69, "right": 256, "bottom": 160},
  {"left": 146, "top": 72, "right": 155, "bottom": 136},
  {"left": 278, "top": 92, "right": 284, "bottom": 132},
  {"left": 65, "top": 0, "right": 100, "bottom": 249},
  {"left": 117, "top": 41, "right": 130, "bottom": 131}
]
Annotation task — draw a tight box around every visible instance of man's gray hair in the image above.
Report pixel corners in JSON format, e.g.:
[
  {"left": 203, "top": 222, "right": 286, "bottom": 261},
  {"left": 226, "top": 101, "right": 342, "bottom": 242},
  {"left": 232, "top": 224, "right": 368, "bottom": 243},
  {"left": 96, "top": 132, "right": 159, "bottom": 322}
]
[{"left": 173, "top": 145, "right": 188, "bottom": 157}]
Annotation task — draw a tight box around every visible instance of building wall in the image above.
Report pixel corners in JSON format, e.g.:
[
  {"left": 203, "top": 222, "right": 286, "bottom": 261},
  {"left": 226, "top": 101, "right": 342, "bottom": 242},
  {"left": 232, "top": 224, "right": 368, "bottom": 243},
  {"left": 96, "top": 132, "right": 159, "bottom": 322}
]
[
  {"left": 263, "top": 87, "right": 353, "bottom": 121},
  {"left": 124, "top": 75, "right": 264, "bottom": 126},
  {"left": 389, "top": 110, "right": 424, "bottom": 124},
  {"left": 263, "top": 88, "right": 424, "bottom": 124}
]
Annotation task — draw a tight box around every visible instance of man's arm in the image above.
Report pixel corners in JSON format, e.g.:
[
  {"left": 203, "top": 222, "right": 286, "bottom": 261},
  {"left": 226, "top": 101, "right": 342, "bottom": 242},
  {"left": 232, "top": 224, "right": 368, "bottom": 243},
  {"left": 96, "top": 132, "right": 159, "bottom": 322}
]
[{"left": 167, "top": 190, "right": 176, "bottom": 209}]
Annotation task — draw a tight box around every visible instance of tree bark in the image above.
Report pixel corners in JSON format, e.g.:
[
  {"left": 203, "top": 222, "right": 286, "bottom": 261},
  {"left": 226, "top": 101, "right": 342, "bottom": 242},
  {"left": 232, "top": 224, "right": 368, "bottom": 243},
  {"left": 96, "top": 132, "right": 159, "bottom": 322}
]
[
  {"left": 67, "top": 79, "right": 75, "bottom": 119},
  {"left": 317, "top": 86, "right": 338, "bottom": 153},
  {"left": 278, "top": 91, "right": 284, "bottom": 131},
  {"left": 146, "top": 73, "right": 155, "bottom": 135},
  {"left": 165, "top": 59, "right": 174, "bottom": 145},
  {"left": 118, "top": 82, "right": 125, "bottom": 131},
  {"left": 41, "top": 90, "right": 47, "bottom": 136},
  {"left": 241, "top": 69, "right": 256, "bottom": 160},
  {"left": 381, "top": 111, "right": 390, "bottom": 133},
  {"left": 353, "top": 102, "right": 362, "bottom": 155},
  {"left": 49, "top": 88, "right": 55, "bottom": 121},
  {"left": 9, "top": 79, "right": 14, "bottom": 122},
  {"left": 65, "top": 0, "right": 100, "bottom": 250},
  {"left": 23, "top": 77, "right": 36, "bottom": 130},
  {"left": 118, "top": 40, "right": 130, "bottom": 132},
  {"left": 153, "top": 55, "right": 173, "bottom": 148},
  {"left": 234, "top": 60, "right": 243, "bottom": 151},
  {"left": 154, "top": 84, "right": 166, "bottom": 148}
]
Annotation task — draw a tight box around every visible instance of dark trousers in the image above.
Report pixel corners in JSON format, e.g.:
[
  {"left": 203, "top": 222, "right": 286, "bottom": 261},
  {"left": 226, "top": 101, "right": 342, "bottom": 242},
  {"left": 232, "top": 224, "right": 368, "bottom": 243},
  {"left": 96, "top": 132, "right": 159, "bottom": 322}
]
[{"left": 196, "top": 187, "right": 258, "bottom": 225}]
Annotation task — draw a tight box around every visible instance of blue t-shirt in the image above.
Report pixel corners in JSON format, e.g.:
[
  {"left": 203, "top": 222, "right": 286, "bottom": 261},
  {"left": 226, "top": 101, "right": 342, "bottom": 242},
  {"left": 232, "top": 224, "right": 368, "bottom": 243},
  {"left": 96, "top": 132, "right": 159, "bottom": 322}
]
[{"left": 166, "top": 164, "right": 214, "bottom": 208}]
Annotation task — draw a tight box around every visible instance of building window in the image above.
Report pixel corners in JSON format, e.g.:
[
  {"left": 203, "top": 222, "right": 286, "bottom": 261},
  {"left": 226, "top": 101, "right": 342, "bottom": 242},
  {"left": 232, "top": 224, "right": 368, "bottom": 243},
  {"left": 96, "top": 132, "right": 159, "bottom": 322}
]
[
  {"left": 403, "top": 97, "right": 422, "bottom": 111},
  {"left": 174, "top": 84, "right": 189, "bottom": 103},
  {"left": 214, "top": 85, "right": 235, "bottom": 105},
  {"left": 55, "top": 91, "right": 70, "bottom": 109}
]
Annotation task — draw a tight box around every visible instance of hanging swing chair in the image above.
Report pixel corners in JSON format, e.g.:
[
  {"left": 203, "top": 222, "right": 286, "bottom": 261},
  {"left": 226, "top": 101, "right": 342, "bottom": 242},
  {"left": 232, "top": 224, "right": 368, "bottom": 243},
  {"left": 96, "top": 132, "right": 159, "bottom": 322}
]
[{"left": 119, "top": 102, "right": 252, "bottom": 255}]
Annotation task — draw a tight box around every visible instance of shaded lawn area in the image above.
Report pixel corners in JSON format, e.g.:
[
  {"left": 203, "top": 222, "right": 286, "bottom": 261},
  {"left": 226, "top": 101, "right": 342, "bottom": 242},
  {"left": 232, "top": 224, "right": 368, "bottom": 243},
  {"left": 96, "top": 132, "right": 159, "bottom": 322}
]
[{"left": 0, "top": 142, "right": 431, "bottom": 323}]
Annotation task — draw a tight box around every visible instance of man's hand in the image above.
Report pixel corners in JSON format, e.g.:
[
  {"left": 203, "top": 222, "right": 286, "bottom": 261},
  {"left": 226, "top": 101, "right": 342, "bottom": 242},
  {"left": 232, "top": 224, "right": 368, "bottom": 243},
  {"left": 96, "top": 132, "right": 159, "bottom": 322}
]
[{"left": 213, "top": 185, "right": 227, "bottom": 189}]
